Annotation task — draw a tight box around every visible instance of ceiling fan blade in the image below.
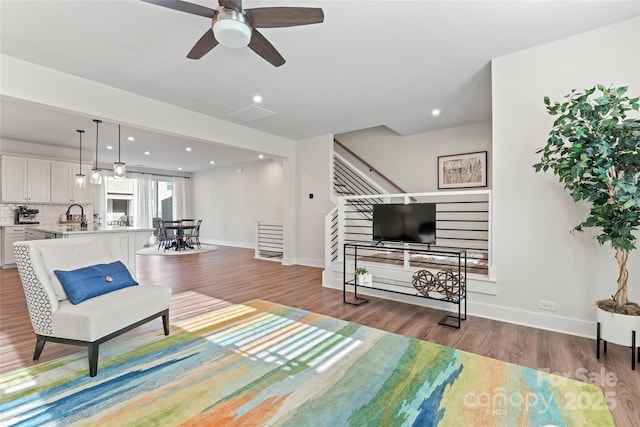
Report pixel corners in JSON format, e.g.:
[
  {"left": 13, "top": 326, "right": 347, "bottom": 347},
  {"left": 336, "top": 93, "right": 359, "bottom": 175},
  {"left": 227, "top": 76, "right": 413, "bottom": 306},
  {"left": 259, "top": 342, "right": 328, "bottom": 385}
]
[
  {"left": 187, "top": 30, "right": 219, "bottom": 59},
  {"left": 248, "top": 29, "right": 285, "bottom": 67},
  {"left": 142, "top": 0, "right": 217, "bottom": 19},
  {"left": 218, "top": 0, "right": 242, "bottom": 12},
  {"left": 246, "top": 7, "right": 324, "bottom": 28}
]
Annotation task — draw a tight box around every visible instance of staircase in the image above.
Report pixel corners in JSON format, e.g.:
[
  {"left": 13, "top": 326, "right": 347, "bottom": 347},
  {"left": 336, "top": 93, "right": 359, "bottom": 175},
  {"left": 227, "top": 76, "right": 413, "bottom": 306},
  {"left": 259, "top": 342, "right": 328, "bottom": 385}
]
[
  {"left": 327, "top": 148, "right": 389, "bottom": 266},
  {"left": 324, "top": 139, "right": 493, "bottom": 297}
]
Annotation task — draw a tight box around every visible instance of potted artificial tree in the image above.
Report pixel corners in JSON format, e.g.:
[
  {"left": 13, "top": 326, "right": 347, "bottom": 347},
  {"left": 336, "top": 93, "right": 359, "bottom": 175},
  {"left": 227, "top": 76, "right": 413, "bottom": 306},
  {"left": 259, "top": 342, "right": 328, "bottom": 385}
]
[{"left": 533, "top": 85, "right": 640, "bottom": 365}]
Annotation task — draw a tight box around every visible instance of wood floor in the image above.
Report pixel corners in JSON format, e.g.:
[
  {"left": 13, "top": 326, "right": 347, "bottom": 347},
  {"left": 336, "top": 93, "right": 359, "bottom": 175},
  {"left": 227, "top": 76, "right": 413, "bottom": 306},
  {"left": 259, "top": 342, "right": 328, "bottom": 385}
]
[{"left": 1, "top": 246, "right": 638, "bottom": 426}]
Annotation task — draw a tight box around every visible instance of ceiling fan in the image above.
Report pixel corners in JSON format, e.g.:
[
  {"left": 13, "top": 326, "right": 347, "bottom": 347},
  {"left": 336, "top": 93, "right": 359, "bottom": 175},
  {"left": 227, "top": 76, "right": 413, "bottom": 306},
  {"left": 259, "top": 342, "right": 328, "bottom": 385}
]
[{"left": 142, "top": 0, "right": 324, "bottom": 67}]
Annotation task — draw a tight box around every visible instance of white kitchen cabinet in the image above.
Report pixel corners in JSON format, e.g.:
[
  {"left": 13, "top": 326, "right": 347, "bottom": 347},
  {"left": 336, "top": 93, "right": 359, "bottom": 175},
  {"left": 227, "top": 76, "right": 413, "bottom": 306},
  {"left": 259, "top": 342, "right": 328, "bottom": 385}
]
[
  {"left": 1, "top": 226, "right": 27, "bottom": 267},
  {"left": 50, "top": 161, "right": 91, "bottom": 204},
  {"left": 1, "top": 157, "right": 51, "bottom": 203}
]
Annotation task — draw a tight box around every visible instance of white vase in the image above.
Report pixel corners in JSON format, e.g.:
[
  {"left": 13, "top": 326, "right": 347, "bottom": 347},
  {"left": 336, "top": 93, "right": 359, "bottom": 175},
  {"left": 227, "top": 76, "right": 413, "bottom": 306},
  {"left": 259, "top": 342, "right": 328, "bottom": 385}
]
[
  {"left": 357, "top": 273, "right": 372, "bottom": 287},
  {"left": 596, "top": 306, "right": 640, "bottom": 347}
]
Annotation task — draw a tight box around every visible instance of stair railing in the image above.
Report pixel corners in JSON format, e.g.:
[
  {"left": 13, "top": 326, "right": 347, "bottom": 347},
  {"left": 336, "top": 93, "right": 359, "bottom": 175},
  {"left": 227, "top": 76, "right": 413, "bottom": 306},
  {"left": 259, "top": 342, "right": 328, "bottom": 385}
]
[{"left": 334, "top": 138, "right": 414, "bottom": 199}]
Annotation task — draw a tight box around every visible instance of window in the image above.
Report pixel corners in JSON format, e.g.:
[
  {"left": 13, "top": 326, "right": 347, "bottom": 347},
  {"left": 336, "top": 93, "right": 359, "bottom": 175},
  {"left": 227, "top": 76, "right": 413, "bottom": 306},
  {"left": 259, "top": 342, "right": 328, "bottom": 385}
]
[
  {"left": 102, "top": 176, "right": 175, "bottom": 227},
  {"left": 106, "top": 177, "right": 134, "bottom": 225},
  {"left": 152, "top": 179, "right": 173, "bottom": 221}
]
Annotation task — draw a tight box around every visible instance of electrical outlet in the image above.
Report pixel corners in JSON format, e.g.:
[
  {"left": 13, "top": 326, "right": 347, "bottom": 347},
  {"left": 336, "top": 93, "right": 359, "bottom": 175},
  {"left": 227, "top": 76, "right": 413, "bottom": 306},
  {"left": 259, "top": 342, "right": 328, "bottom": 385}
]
[{"left": 539, "top": 299, "right": 557, "bottom": 312}]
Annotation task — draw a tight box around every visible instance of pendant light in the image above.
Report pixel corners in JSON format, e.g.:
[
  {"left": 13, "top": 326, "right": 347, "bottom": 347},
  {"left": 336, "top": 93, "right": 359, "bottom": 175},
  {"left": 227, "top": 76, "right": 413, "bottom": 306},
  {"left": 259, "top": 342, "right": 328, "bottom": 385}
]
[
  {"left": 113, "top": 124, "right": 126, "bottom": 180},
  {"left": 75, "top": 130, "right": 87, "bottom": 188},
  {"left": 90, "top": 119, "right": 102, "bottom": 184}
]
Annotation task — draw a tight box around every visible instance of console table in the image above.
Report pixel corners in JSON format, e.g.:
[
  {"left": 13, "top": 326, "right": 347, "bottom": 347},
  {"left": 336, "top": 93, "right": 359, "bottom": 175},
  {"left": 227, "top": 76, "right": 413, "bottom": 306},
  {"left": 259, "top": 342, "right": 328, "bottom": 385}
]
[{"left": 343, "top": 242, "right": 467, "bottom": 328}]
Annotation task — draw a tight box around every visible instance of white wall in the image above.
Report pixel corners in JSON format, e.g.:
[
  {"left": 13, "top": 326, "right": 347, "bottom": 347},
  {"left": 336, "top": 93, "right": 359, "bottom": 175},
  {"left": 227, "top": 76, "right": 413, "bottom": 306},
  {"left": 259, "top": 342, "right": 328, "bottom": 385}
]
[
  {"left": 192, "top": 159, "right": 283, "bottom": 248},
  {"left": 337, "top": 122, "right": 492, "bottom": 192},
  {"left": 488, "top": 17, "right": 640, "bottom": 336},
  {"left": 294, "top": 134, "right": 334, "bottom": 267}
]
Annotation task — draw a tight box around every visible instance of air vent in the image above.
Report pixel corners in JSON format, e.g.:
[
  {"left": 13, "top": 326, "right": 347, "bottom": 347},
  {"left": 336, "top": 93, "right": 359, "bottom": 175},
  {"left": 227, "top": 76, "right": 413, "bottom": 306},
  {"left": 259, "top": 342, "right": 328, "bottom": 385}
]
[{"left": 225, "top": 104, "right": 275, "bottom": 122}]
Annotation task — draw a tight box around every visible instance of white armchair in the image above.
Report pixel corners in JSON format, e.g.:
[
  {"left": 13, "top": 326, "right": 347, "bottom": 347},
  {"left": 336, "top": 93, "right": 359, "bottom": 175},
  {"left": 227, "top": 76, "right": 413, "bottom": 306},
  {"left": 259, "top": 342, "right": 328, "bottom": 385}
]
[{"left": 13, "top": 236, "right": 172, "bottom": 377}]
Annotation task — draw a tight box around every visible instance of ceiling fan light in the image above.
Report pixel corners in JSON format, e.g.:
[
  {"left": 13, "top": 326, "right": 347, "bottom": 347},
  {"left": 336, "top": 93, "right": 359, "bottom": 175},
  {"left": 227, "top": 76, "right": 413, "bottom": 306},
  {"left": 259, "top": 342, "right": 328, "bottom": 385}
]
[{"left": 213, "top": 12, "right": 251, "bottom": 48}]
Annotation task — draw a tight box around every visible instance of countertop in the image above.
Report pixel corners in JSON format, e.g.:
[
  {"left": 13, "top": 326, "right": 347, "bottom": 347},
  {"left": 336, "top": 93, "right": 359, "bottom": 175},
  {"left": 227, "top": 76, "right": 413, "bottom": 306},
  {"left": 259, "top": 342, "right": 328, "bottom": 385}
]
[{"left": 29, "top": 225, "right": 153, "bottom": 235}]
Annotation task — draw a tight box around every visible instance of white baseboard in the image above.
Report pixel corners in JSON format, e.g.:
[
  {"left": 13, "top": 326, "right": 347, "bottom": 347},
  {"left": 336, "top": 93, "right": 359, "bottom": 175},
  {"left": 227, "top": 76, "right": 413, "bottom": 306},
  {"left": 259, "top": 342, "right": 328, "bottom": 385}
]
[
  {"left": 201, "top": 238, "right": 254, "bottom": 249},
  {"left": 292, "top": 257, "right": 324, "bottom": 268}
]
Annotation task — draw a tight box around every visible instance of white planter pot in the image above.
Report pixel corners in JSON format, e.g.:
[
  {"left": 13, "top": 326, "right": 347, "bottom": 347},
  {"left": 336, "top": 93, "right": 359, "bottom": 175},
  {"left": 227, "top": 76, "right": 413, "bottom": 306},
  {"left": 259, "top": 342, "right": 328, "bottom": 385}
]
[
  {"left": 357, "top": 273, "right": 372, "bottom": 287},
  {"left": 596, "top": 306, "right": 640, "bottom": 347}
]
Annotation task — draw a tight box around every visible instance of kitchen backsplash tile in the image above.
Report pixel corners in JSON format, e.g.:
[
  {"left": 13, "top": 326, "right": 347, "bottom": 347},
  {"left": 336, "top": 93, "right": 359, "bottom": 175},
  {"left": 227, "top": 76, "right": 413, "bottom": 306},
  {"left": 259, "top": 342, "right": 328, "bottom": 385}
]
[{"left": 0, "top": 203, "right": 93, "bottom": 226}]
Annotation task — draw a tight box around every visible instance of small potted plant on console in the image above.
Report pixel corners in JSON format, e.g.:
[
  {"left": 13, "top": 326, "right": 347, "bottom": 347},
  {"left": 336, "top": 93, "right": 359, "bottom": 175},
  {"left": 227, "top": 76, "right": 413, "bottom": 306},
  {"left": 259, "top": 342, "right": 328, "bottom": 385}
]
[
  {"left": 534, "top": 84, "right": 640, "bottom": 368},
  {"left": 355, "top": 267, "right": 372, "bottom": 287}
]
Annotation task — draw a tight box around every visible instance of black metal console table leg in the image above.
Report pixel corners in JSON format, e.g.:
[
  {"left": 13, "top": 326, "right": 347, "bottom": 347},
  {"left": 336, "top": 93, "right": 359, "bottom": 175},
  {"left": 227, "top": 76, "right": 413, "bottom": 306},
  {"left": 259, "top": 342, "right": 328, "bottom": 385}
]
[
  {"left": 438, "top": 314, "right": 462, "bottom": 328},
  {"left": 343, "top": 244, "right": 369, "bottom": 306},
  {"left": 345, "top": 295, "right": 369, "bottom": 306},
  {"left": 438, "top": 255, "right": 466, "bottom": 329}
]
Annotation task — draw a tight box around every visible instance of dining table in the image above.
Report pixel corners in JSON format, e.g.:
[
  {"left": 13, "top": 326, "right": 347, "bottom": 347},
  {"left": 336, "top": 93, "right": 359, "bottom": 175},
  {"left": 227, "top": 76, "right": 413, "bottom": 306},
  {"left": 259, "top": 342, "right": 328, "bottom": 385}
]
[{"left": 163, "top": 220, "right": 196, "bottom": 251}]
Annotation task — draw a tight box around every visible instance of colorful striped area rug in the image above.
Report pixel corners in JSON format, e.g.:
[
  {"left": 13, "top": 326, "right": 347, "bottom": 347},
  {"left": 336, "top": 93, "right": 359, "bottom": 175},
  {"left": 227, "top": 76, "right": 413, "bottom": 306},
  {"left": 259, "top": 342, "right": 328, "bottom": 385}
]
[{"left": 0, "top": 300, "right": 614, "bottom": 426}]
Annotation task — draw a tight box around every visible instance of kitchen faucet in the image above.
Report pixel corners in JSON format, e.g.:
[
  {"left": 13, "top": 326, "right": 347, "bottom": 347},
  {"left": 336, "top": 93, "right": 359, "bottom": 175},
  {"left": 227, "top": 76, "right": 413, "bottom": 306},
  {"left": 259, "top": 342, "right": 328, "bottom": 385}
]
[{"left": 65, "top": 204, "right": 87, "bottom": 228}]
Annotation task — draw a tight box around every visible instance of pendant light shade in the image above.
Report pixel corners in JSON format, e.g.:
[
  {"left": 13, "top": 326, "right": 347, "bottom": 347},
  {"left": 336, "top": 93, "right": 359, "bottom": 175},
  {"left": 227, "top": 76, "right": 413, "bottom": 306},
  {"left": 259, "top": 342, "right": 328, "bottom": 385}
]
[
  {"left": 75, "top": 130, "right": 86, "bottom": 188},
  {"left": 90, "top": 119, "right": 102, "bottom": 185},
  {"left": 113, "top": 124, "right": 126, "bottom": 180}
]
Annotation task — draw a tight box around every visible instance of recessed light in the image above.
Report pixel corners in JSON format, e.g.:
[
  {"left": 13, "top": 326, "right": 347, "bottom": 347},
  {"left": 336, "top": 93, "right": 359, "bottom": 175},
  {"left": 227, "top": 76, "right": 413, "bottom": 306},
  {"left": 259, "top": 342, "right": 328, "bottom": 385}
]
[
  {"left": 185, "top": 147, "right": 192, "bottom": 152},
  {"left": 144, "top": 151, "right": 150, "bottom": 155},
  {"left": 210, "top": 160, "right": 215, "bottom": 165},
  {"left": 431, "top": 109, "right": 441, "bottom": 116},
  {"left": 127, "top": 136, "right": 135, "bottom": 141},
  {"left": 106, "top": 145, "right": 113, "bottom": 150},
  {"left": 253, "top": 94, "right": 263, "bottom": 103},
  {"left": 258, "top": 154, "right": 264, "bottom": 159}
]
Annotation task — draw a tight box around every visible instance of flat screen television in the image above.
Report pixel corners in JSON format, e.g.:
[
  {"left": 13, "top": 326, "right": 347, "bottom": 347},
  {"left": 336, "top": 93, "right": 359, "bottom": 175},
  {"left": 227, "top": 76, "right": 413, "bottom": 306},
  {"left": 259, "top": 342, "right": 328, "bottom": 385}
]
[{"left": 372, "top": 203, "right": 436, "bottom": 244}]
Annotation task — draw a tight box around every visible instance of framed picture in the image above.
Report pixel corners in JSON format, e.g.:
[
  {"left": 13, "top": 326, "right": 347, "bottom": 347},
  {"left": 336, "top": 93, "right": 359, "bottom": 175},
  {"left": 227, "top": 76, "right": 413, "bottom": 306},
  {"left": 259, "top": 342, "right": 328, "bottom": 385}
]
[{"left": 438, "top": 151, "right": 487, "bottom": 189}]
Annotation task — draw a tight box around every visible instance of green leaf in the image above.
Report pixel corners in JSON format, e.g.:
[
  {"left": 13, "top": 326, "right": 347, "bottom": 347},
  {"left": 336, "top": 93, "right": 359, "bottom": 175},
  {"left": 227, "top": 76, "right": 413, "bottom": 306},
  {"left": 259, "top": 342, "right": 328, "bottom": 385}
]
[
  {"left": 616, "top": 86, "right": 628, "bottom": 96},
  {"left": 534, "top": 84, "right": 640, "bottom": 253}
]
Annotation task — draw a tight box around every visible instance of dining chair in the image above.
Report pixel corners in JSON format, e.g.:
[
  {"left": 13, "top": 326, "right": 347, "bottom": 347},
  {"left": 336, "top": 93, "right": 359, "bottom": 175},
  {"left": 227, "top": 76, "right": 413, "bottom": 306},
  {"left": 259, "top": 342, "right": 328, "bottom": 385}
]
[
  {"left": 152, "top": 218, "right": 162, "bottom": 243},
  {"left": 185, "top": 219, "right": 202, "bottom": 249},
  {"left": 156, "top": 220, "right": 166, "bottom": 250},
  {"left": 161, "top": 220, "right": 181, "bottom": 251}
]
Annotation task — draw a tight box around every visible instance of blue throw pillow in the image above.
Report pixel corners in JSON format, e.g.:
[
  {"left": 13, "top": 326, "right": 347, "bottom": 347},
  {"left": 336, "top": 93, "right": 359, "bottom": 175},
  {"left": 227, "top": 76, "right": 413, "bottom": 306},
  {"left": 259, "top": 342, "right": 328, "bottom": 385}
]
[{"left": 54, "top": 261, "right": 138, "bottom": 305}]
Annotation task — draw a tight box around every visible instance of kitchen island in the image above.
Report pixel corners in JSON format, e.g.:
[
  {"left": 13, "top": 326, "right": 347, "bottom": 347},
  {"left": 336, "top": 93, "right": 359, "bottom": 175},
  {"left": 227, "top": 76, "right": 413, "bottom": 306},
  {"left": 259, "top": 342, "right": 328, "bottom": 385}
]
[
  {"left": 21, "top": 225, "right": 153, "bottom": 275},
  {"left": 31, "top": 224, "right": 153, "bottom": 240}
]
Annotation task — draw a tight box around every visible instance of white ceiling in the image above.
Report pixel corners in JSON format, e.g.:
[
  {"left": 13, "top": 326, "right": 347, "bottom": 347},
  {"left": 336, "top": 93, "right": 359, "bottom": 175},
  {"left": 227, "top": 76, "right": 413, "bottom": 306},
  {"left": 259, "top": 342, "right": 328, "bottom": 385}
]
[{"left": 1, "top": 0, "right": 638, "bottom": 172}]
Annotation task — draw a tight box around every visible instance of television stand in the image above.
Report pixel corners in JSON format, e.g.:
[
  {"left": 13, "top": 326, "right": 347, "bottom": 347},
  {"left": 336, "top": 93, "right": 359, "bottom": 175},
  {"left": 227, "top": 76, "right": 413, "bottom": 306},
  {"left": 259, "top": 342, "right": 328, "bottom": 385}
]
[{"left": 342, "top": 241, "right": 467, "bottom": 328}]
